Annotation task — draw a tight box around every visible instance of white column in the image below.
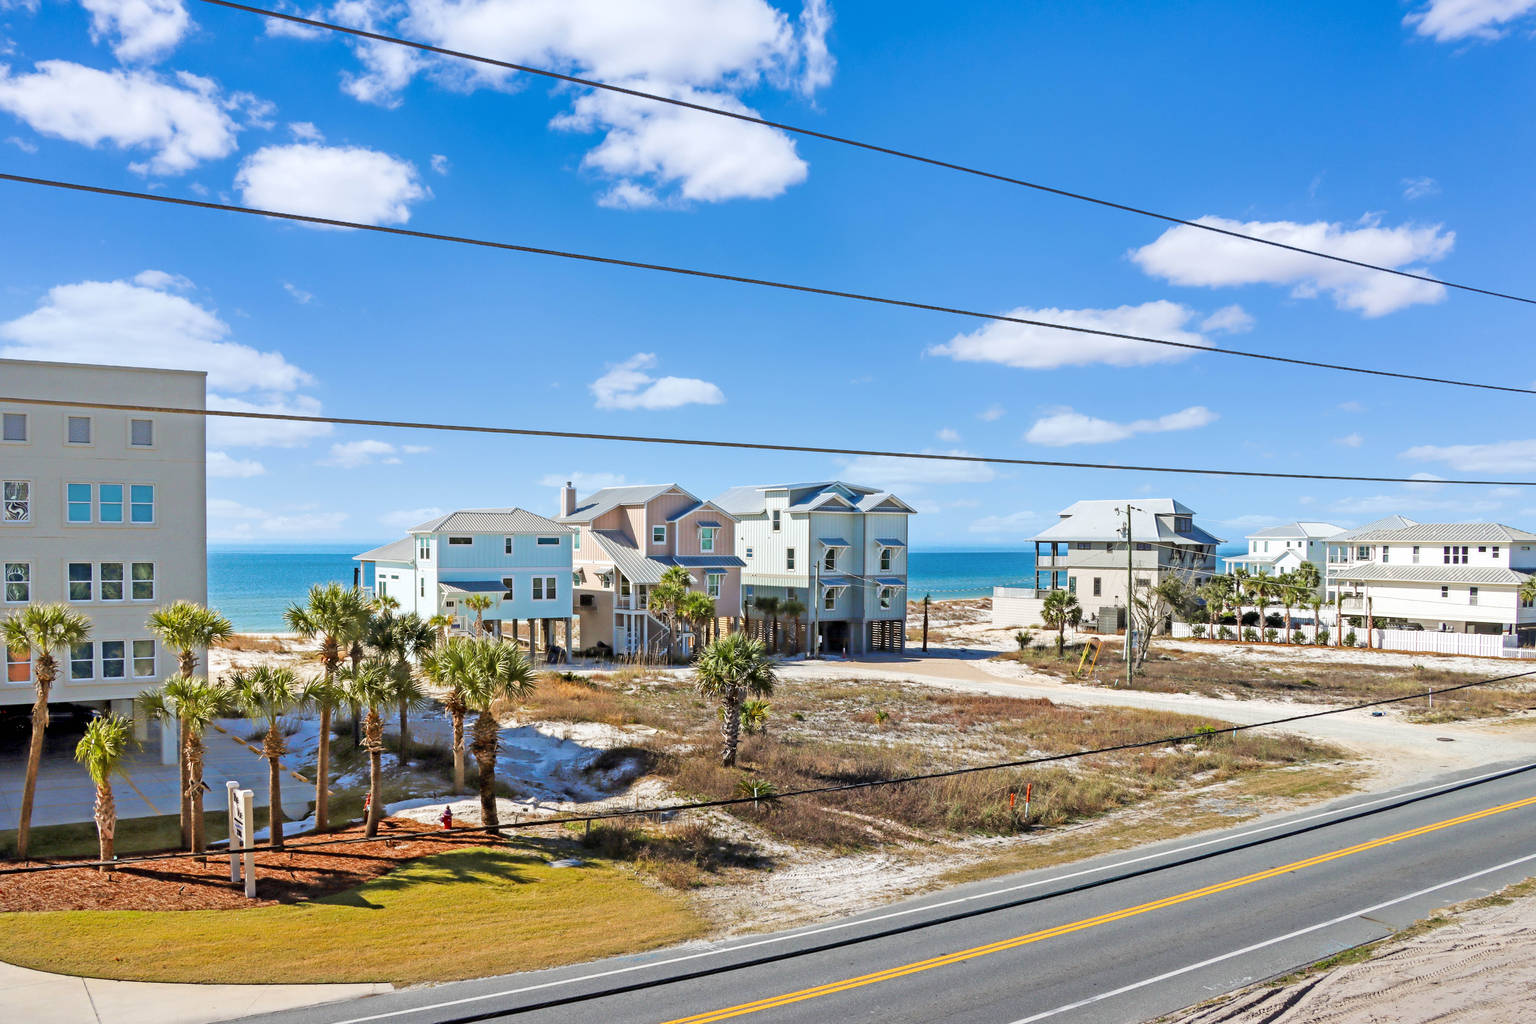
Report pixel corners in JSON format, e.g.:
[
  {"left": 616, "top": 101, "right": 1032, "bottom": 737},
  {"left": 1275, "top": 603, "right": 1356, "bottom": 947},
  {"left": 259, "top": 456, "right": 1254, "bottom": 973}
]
[{"left": 160, "top": 716, "right": 178, "bottom": 766}]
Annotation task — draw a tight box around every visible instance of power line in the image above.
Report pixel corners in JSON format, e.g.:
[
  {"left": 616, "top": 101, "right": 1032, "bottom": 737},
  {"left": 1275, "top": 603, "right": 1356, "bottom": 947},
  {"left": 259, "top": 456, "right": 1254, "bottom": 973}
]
[
  {"left": 191, "top": 0, "right": 1536, "bottom": 309},
  {"left": 6, "top": 663, "right": 1532, "bottom": 875},
  {"left": 2, "top": 171, "right": 1532, "bottom": 400},
  {"left": 2, "top": 391, "right": 1533, "bottom": 488}
]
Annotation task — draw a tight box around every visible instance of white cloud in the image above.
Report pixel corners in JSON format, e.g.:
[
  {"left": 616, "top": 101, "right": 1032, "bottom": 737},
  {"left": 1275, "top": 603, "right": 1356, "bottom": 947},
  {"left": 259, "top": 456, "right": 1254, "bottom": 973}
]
[
  {"left": 235, "top": 143, "right": 429, "bottom": 225},
  {"left": 380, "top": 505, "right": 445, "bottom": 529},
  {"left": 936, "top": 427, "right": 961, "bottom": 442},
  {"left": 1406, "top": 472, "right": 1446, "bottom": 491},
  {"left": 80, "top": 0, "right": 190, "bottom": 63},
  {"left": 797, "top": 0, "right": 834, "bottom": 95},
  {"left": 1199, "top": 303, "right": 1254, "bottom": 334},
  {"left": 1404, "top": 0, "right": 1536, "bottom": 42},
  {"left": 538, "top": 472, "right": 628, "bottom": 492},
  {"left": 132, "top": 268, "right": 191, "bottom": 290},
  {"left": 968, "top": 510, "right": 1037, "bottom": 535},
  {"left": 590, "top": 352, "right": 724, "bottom": 410},
  {"left": 430, "top": 152, "right": 449, "bottom": 175},
  {"left": 320, "top": 439, "right": 429, "bottom": 468},
  {"left": 839, "top": 449, "right": 996, "bottom": 487},
  {"left": 1400, "top": 438, "right": 1536, "bottom": 472},
  {"left": 206, "top": 450, "right": 266, "bottom": 478},
  {"left": 288, "top": 120, "right": 323, "bottom": 141},
  {"left": 1402, "top": 176, "right": 1441, "bottom": 200},
  {"left": 208, "top": 497, "right": 348, "bottom": 540},
  {"left": 0, "top": 60, "right": 239, "bottom": 174},
  {"left": 1338, "top": 400, "right": 1365, "bottom": 413},
  {"left": 928, "top": 300, "right": 1213, "bottom": 370},
  {"left": 1331, "top": 492, "right": 1501, "bottom": 518},
  {"left": 1129, "top": 214, "right": 1454, "bottom": 317},
  {"left": 261, "top": 1, "right": 326, "bottom": 39},
  {"left": 1024, "top": 405, "right": 1218, "bottom": 447},
  {"left": 283, "top": 282, "right": 313, "bottom": 303},
  {"left": 207, "top": 392, "right": 332, "bottom": 448},
  {"left": 5, "top": 135, "right": 36, "bottom": 152},
  {"left": 977, "top": 405, "right": 1005, "bottom": 422},
  {"left": 1334, "top": 432, "right": 1364, "bottom": 447}
]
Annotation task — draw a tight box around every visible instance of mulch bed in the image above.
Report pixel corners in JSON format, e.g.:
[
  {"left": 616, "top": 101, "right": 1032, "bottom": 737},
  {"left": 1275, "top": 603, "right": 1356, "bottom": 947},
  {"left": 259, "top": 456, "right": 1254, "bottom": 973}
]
[{"left": 0, "top": 819, "right": 509, "bottom": 912}]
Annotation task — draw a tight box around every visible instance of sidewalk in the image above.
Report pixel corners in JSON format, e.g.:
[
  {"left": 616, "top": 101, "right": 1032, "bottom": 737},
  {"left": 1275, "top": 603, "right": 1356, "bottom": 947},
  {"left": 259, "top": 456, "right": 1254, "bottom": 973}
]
[{"left": 0, "top": 958, "right": 388, "bottom": 1024}]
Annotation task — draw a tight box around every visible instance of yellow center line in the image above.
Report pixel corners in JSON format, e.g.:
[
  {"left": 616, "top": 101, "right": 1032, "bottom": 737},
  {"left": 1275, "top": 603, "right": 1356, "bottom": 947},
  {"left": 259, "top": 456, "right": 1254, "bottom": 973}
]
[{"left": 661, "top": 793, "right": 1536, "bottom": 1024}]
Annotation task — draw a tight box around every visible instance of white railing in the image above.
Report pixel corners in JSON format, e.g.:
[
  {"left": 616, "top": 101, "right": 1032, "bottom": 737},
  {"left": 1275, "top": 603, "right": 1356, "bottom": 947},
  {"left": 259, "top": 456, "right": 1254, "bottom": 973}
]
[{"left": 1371, "top": 629, "right": 1513, "bottom": 659}]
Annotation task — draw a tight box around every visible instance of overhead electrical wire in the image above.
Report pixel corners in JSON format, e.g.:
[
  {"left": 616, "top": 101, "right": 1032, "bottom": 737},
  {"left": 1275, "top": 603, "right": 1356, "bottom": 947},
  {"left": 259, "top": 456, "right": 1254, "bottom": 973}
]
[
  {"left": 189, "top": 0, "right": 1536, "bottom": 309},
  {"left": 2, "top": 172, "right": 1533, "bottom": 401},
  {"left": 1, "top": 392, "right": 1532, "bottom": 487}
]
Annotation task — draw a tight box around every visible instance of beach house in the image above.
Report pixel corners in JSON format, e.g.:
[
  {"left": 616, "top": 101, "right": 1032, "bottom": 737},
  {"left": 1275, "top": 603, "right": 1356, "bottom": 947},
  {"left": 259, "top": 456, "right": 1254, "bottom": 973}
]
[
  {"left": 1324, "top": 518, "right": 1536, "bottom": 643},
  {"left": 2, "top": 359, "right": 207, "bottom": 741},
  {"left": 1222, "top": 522, "right": 1343, "bottom": 592},
  {"left": 556, "top": 483, "right": 744, "bottom": 657},
  {"left": 354, "top": 508, "right": 574, "bottom": 657},
  {"left": 712, "top": 480, "right": 915, "bottom": 656}
]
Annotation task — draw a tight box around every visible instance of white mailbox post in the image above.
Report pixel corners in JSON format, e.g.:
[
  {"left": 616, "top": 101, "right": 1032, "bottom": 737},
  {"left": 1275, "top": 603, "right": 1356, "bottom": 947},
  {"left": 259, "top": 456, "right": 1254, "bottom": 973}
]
[{"left": 226, "top": 780, "right": 257, "bottom": 898}]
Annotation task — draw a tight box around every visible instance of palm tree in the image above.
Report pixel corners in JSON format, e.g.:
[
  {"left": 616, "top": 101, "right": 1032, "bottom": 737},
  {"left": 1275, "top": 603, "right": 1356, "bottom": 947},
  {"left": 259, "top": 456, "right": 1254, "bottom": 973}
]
[
  {"left": 1522, "top": 577, "right": 1536, "bottom": 608},
  {"left": 226, "top": 665, "right": 311, "bottom": 848},
  {"left": 677, "top": 590, "right": 717, "bottom": 656},
  {"left": 694, "top": 633, "right": 776, "bottom": 767},
  {"left": 462, "top": 594, "right": 494, "bottom": 637},
  {"left": 1196, "top": 579, "right": 1226, "bottom": 638},
  {"left": 427, "top": 613, "right": 453, "bottom": 647},
  {"left": 420, "top": 636, "right": 479, "bottom": 793},
  {"left": 145, "top": 600, "right": 232, "bottom": 845},
  {"left": 138, "top": 676, "right": 231, "bottom": 854},
  {"left": 778, "top": 598, "right": 806, "bottom": 654},
  {"left": 74, "top": 713, "right": 135, "bottom": 870},
  {"left": 651, "top": 565, "right": 694, "bottom": 660},
  {"left": 753, "top": 596, "right": 782, "bottom": 653},
  {"left": 462, "top": 639, "right": 537, "bottom": 832},
  {"left": 284, "top": 582, "right": 371, "bottom": 832},
  {"left": 3, "top": 603, "right": 92, "bottom": 860},
  {"left": 368, "top": 612, "right": 435, "bottom": 763},
  {"left": 1040, "top": 589, "right": 1081, "bottom": 657},
  {"left": 338, "top": 658, "right": 396, "bottom": 837},
  {"left": 1278, "top": 572, "right": 1297, "bottom": 642}
]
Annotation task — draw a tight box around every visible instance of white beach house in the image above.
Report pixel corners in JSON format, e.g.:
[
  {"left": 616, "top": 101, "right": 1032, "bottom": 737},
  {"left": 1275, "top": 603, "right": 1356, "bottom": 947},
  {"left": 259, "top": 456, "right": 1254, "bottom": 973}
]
[{"left": 1222, "top": 521, "right": 1343, "bottom": 592}]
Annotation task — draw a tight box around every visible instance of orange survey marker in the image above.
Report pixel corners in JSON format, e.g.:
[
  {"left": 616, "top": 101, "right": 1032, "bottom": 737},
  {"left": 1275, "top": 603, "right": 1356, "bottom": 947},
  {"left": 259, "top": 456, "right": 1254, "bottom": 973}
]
[{"left": 1075, "top": 637, "right": 1104, "bottom": 680}]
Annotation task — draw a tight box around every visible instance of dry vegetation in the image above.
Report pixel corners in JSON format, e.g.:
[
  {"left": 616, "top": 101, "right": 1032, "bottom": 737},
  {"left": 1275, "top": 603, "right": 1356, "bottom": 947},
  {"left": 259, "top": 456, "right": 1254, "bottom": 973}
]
[{"left": 211, "top": 633, "right": 292, "bottom": 653}]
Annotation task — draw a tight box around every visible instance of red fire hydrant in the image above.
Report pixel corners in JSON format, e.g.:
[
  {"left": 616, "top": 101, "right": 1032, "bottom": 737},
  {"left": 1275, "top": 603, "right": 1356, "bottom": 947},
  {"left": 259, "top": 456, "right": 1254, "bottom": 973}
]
[{"left": 440, "top": 806, "right": 453, "bottom": 830}]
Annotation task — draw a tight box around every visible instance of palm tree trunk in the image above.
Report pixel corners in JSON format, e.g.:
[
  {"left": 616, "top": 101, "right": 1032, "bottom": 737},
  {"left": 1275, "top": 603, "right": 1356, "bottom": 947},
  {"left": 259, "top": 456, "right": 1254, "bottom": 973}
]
[
  {"left": 315, "top": 705, "right": 331, "bottom": 832},
  {"left": 178, "top": 718, "right": 190, "bottom": 847},
  {"left": 721, "top": 686, "right": 742, "bottom": 767},
  {"left": 451, "top": 709, "right": 465, "bottom": 794},
  {"left": 398, "top": 700, "right": 409, "bottom": 765},
  {"left": 472, "top": 712, "right": 499, "bottom": 832},
  {"left": 186, "top": 730, "right": 206, "bottom": 855},
  {"left": 366, "top": 710, "right": 384, "bottom": 838},
  {"left": 95, "top": 780, "right": 115, "bottom": 871},
  {"left": 267, "top": 753, "right": 285, "bottom": 849},
  {"left": 16, "top": 675, "right": 51, "bottom": 861}
]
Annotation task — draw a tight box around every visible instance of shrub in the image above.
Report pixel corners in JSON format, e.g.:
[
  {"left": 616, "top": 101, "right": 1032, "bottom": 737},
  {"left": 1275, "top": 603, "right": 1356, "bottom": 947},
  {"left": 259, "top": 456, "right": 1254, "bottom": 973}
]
[
  {"left": 1315, "top": 628, "right": 1330, "bottom": 646},
  {"left": 1217, "top": 625, "right": 1234, "bottom": 640},
  {"left": 1264, "top": 628, "right": 1280, "bottom": 643},
  {"left": 1243, "top": 627, "right": 1259, "bottom": 642},
  {"left": 1291, "top": 629, "right": 1306, "bottom": 645},
  {"left": 1343, "top": 630, "right": 1357, "bottom": 648},
  {"left": 1241, "top": 611, "right": 1260, "bottom": 627},
  {"left": 1190, "top": 624, "right": 1206, "bottom": 639},
  {"left": 1265, "top": 613, "right": 1285, "bottom": 629},
  {"left": 741, "top": 699, "right": 770, "bottom": 736},
  {"left": 1015, "top": 630, "right": 1033, "bottom": 652}
]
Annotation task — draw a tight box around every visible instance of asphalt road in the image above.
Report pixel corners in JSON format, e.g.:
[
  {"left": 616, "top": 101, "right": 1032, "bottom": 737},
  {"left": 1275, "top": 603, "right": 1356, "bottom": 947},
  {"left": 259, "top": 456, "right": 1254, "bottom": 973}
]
[{"left": 243, "top": 759, "right": 1536, "bottom": 1024}]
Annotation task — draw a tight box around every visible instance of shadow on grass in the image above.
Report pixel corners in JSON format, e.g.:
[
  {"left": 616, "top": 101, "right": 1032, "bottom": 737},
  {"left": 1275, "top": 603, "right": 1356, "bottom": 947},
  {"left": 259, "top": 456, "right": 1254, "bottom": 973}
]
[{"left": 316, "top": 847, "right": 541, "bottom": 909}]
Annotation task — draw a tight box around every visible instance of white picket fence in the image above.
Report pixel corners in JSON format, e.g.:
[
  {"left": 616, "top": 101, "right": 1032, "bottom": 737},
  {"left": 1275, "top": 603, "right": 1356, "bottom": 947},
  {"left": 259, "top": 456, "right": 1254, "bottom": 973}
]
[{"left": 1170, "top": 620, "right": 1525, "bottom": 658}]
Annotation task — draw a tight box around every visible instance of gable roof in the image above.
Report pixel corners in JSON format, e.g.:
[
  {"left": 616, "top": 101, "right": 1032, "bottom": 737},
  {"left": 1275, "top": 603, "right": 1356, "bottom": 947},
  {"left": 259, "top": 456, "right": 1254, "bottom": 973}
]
[
  {"left": 410, "top": 508, "right": 570, "bottom": 534},
  {"left": 1330, "top": 515, "right": 1419, "bottom": 541},
  {"left": 354, "top": 537, "right": 414, "bottom": 562},
  {"left": 712, "top": 480, "right": 915, "bottom": 517},
  {"left": 1247, "top": 521, "right": 1346, "bottom": 540},
  {"left": 560, "top": 484, "right": 684, "bottom": 523},
  {"left": 1332, "top": 521, "right": 1536, "bottom": 544},
  {"left": 664, "top": 499, "right": 738, "bottom": 523},
  {"left": 1331, "top": 564, "right": 1533, "bottom": 586},
  {"left": 1033, "top": 499, "right": 1221, "bottom": 545}
]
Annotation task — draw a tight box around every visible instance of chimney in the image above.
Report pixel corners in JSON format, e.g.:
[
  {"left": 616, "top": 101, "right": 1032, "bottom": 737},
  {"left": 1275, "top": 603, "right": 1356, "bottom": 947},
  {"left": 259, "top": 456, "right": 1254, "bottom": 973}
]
[{"left": 560, "top": 480, "right": 577, "bottom": 518}]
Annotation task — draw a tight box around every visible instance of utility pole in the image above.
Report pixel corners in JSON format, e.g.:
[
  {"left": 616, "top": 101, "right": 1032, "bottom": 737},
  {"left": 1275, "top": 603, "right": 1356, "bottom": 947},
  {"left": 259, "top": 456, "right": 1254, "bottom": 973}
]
[
  {"left": 1121, "top": 503, "right": 1140, "bottom": 689},
  {"left": 922, "top": 593, "right": 930, "bottom": 652},
  {"left": 810, "top": 556, "right": 821, "bottom": 659}
]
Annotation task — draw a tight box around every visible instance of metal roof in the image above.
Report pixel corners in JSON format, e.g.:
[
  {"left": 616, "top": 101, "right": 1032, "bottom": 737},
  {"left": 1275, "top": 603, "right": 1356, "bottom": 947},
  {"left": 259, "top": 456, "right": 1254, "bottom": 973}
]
[
  {"left": 1033, "top": 499, "right": 1222, "bottom": 546},
  {"left": 876, "top": 538, "right": 906, "bottom": 547},
  {"left": 411, "top": 508, "right": 571, "bottom": 534},
  {"left": 655, "top": 555, "right": 746, "bottom": 571},
  {"left": 1331, "top": 564, "right": 1533, "bottom": 585},
  {"left": 354, "top": 537, "right": 414, "bottom": 562},
  {"left": 1247, "top": 521, "right": 1345, "bottom": 540},
  {"left": 589, "top": 531, "right": 668, "bottom": 585},
  {"left": 561, "top": 484, "right": 681, "bottom": 523},
  {"left": 819, "top": 537, "right": 851, "bottom": 547},
  {"left": 438, "top": 580, "right": 510, "bottom": 594},
  {"left": 819, "top": 575, "right": 854, "bottom": 589},
  {"left": 874, "top": 576, "right": 906, "bottom": 586},
  {"left": 1329, "top": 515, "right": 1420, "bottom": 542},
  {"left": 1223, "top": 552, "right": 1285, "bottom": 565},
  {"left": 1332, "top": 521, "right": 1536, "bottom": 544},
  {"left": 712, "top": 481, "right": 915, "bottom": 517}
]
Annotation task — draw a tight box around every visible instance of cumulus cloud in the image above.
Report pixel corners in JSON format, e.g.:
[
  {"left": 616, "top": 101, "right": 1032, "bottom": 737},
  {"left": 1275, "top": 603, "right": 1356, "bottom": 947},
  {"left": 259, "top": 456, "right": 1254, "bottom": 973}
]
[
  {"left": 321, "top": 439, "right": 430, "bottom": 468},
  {"left": 796, "top": 0, "right": 835, "bottom": 96},
  {"left": 207, "top": 450, "right": 266, "bottom": 478},
  {"left": 839, "top": 449, "right": 996, "bottom": 487},
  {"left": 5, "top": 135, "right": 37, "bottom": 152},
  {"left": 208, "top": 497, "right": 349, "bottom": 540},
  {"left": 1199, "top": 304, "right": 1254, "bottom": 334},
  {"left": 0, "top": 60, "right": 239, "bottom": 174},
  {"left": 1024, "top": 405, "right": 1218, "bottom": 447},
  {"left": 283, "top": 282, "right": 313, "bottom": 303},
  {"left": 1334, "top": 432, "right": 1364, "bottom": 447},
  {"left": 1404, "top": 0, "right": 1536, "bottom": 42},
  {"left": 929, "top": 300, "right": 1213, "bottom": 370},
  {"left": 1400, "top": 438, "right": 1536, "bottom": 472},
  {"left": 590, "top": 353, "right": 724, "bottom": 410},
  {"left": 539, "top": 471, "right": 629, "bottom": 492},
  {"left": 235, "top": 143, "right": 429, "bottom": 225},
  {"left": 288, "top": 120, "right": 323, "bottom": 141},
  {"left": 430, "top": 152, "right": 449, "bottom": 174},
  {"left": 936, "top": 427, "right": 961, "bottom": 442},
  {"left": 80, "top": 0, "right": 190, "bottom": 63},
  {"left": 1129, "top": 214, "right": 1454, "bottom": 317},
  {"left": 977, "top": 405, "right": 1005, "bottom": 422},
  {"left": 968, "top": 509, "right": 1037, "bottom": 535},
  {"left": 1402, "top": 176, "right": 1441, "bottom": 200}
]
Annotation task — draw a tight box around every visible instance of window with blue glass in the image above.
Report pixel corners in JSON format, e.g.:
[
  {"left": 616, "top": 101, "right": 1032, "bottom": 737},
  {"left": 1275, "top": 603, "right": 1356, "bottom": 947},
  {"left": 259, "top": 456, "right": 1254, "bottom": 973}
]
[
  {"left": 98, "top": 483, "right": 124, "bottom": 523},
  {"left": 130, "top": 484, "right": 154, "bottom": 523},
  {"left": 67, "top": 483, "right": 92, "bottom": 523}
]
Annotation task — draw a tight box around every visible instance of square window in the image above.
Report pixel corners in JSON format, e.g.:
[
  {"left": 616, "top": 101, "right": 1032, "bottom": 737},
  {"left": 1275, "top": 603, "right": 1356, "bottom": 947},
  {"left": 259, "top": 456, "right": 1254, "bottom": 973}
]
[
  {"left": 67, "top": 416, "right": 92, "bottom": 444},
  {"left": 652, "top": 525, "right": 667, "bottom": 545},
  {"left": 98, "top": 483, "right": 124, "bottom": 523},
  {"left": 3, "top": 481, "right": 29, "bottom": 523},
  {"left": 67, "top": 483, "right": 92, "bottom": 523},
  {"left": 7, "top": 647, "right": 30, "bottom": 684},
  {"left": 2, "top": 412, "right": 25, "bottom": 442},
  {"left": 786, "top": 548, "right": 796, "bottom": 571},
  {"left": 99, "top": 562, "right": 124, "bottom": 601},
  {"left": 102, "top": 641, "right": 126, "bottom": 679},
  {"left": 130, "top": 418, "right": 153, "bottom": 447},
  {"left": 700, "top": 527, "right": 716, "bottom": 553},
  {"left": 4, "top": 562, "right": 29, "bottom": 603},
  {"left": 132, "top": 639, "right": 156, "bottom": 679},
  {"left": 131, "top": 562, "right": 155, "bottom": 600},
  {"left": 68, "top": 562, "right": 93, "bottom": 602},
  {"left": 130, "top": 485, "right": 154, "bottom": 523},
  {"left": 1441, "top": 586, "right": 1449, "bottom": 598},
  {"left": 70, "top": 642, "right": 93, "bottom": 680}
]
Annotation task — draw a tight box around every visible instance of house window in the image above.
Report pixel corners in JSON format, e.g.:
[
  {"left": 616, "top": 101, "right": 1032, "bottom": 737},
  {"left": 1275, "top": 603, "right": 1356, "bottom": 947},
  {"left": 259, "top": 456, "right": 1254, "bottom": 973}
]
[
  {"left": 68, "top": 562, "right": 93, "bottom": 602},
  {"left": 67, "top": 416, "right": 92, "bottom": 444},
  {"left": 1381, "top": 547, "right": 1389, "bottom": 563},
  {"left": 7, "top": 646, "right": 30, "bottom": 684},
  {"left": 1441, "top": 586, "right": 1449, "bottom": 598},
  {"left": 824, "top": 588, "right": 837, "bottom": 611},
  {"left": 537, "top": 536, "right": 560, "bottom": 545},
  {"left": 1493, "top": 546, "right": 1501, "bottom": 558},
  {"left": 1470, "top": 587, "right": 1479, "bottom": 606},
  {"left": 879, "top": 587, "right": 893, "bottom": 610},
  {"left": 99, "top": 563, "right": 124, "bottom": 601},
  {"left": 706, "top": 573, "right": 723, "bottom": 599},
  {"left": 129, "top": 485, "right": 154, "bottom": 524},
  {"left": 502, "top": 577, "right": 515, "bottom": 600},
  {"left": 536, "top": 576, "right": 558, "bottom": 600},
  {"left": 1412, "top": 546, "right": 1420, "bottom": 564},
  {"left": 652, "top": 525, "right": 667, "bottom": 545},
  {"left": 745, "top": 546, "right": 753, "bottom": 559},
  {"left": 419, "top": 538, "right": 430, "bottom": 560},
  {"left": 505, "top": 537, "right": 513, "bottom": 554},
  {"left": 786, "top": 548, "right": 796, "bottom": 571},
  {"left": 1068, "top": 576, "right": 1077, "bottom": 593},
  {"left": 131, "top": 562, "right": 155, "bottom": 601},
  {"left": 879, "top": 548, "right": 893, "bottom": 572},
  {"left": 1357, "top": 546, "right": 1370, "bottom": 560},
  {"left": 1092, "top": 577, "right": 1102, "bottom": 597},
  {"left": 1444, "top": 545, "right": 1469, "bottom": 565},
  {"left": 1136, "top": 543, "right": 1151, "bottom": 551},
  {"left": 98, "top": 484, "right": 124, "bottom": 524},
  {"left": 620, "top": 578, "right": 631, "bottom": 600},
  {"left": 823, "top": 548, "right": 837, "bottom": 572},
  {"left": 3, "top": 481, "right": 29, "bottom": 523},
  {"left": 67, "top": 483, "right": 92, "bottom": 523},
  {"left": 1135, "top": 578, "right": 1150, "bottom": 588},
  {"left": 448, "top": 536, "right": 472, "bottom": 545},
  {"left": 573, "top": 531, "right": 580, "bottom": 550},
  {"left": 1478, "top": 546, "right": 1487, "bottom": 553},
  {"left": 2, "top": 413, "right": 26, "bottom": 442},
  {"left": 130, "top": 418, "right": 154, "bottom": 447},
  {"left": 420, "top": 578, "right": 426, "bottom": 598},
  {"left": 101, "top": 641, "right": 126, "bottom": 679},
  {"left": 132, "top": 640, "right": 156, "bottom": 679},
  {"left": 4, "top": 563, "right": 29, "bottom": 603},
  {"left": 771, "top": 510, "right": 781, "bottom": 532},
  {"left": 377, "top": 579, "right": 388, "bottom": 598},
  {"left": 700, "top": 527, "right": 716, "bottom": 553},
  {"left": 70, "top": 642, "right": 94, "bottom": 680}
]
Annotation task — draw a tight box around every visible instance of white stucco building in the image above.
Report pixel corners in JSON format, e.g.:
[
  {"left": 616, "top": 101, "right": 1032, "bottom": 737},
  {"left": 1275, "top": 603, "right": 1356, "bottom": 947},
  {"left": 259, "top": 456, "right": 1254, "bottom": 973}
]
[
  {"left": 1223, "top": 521, "right": 1343, "bottom": 591},
  {"left": 2, "top": 359, "right": 208, "bottom": 715}
]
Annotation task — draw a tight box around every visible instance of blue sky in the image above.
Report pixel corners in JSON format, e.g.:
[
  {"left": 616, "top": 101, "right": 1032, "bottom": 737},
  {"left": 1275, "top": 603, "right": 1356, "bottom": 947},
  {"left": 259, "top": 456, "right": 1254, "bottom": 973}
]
[{"left": 1, "top": 0, "right": 1533, "bottom": 548}]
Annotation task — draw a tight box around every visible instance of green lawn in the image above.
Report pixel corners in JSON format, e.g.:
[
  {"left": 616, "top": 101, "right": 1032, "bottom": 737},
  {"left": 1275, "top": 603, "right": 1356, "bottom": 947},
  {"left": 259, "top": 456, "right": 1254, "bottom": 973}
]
[{"left": 0, "top": 846, "right": 707, "bottom": 984}]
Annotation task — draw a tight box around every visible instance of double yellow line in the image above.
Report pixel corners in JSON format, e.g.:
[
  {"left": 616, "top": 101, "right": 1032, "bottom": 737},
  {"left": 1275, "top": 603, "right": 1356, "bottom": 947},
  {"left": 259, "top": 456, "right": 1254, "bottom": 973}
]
[{"left": 661, "top": 793, "right": 1536, "bottom": 1024}]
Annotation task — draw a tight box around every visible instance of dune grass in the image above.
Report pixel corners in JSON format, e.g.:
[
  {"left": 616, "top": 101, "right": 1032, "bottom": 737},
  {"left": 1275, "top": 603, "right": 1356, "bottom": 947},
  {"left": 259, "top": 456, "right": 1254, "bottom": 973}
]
[{"left": 0, "top": 845, "right": 705, "bottom": 984}]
